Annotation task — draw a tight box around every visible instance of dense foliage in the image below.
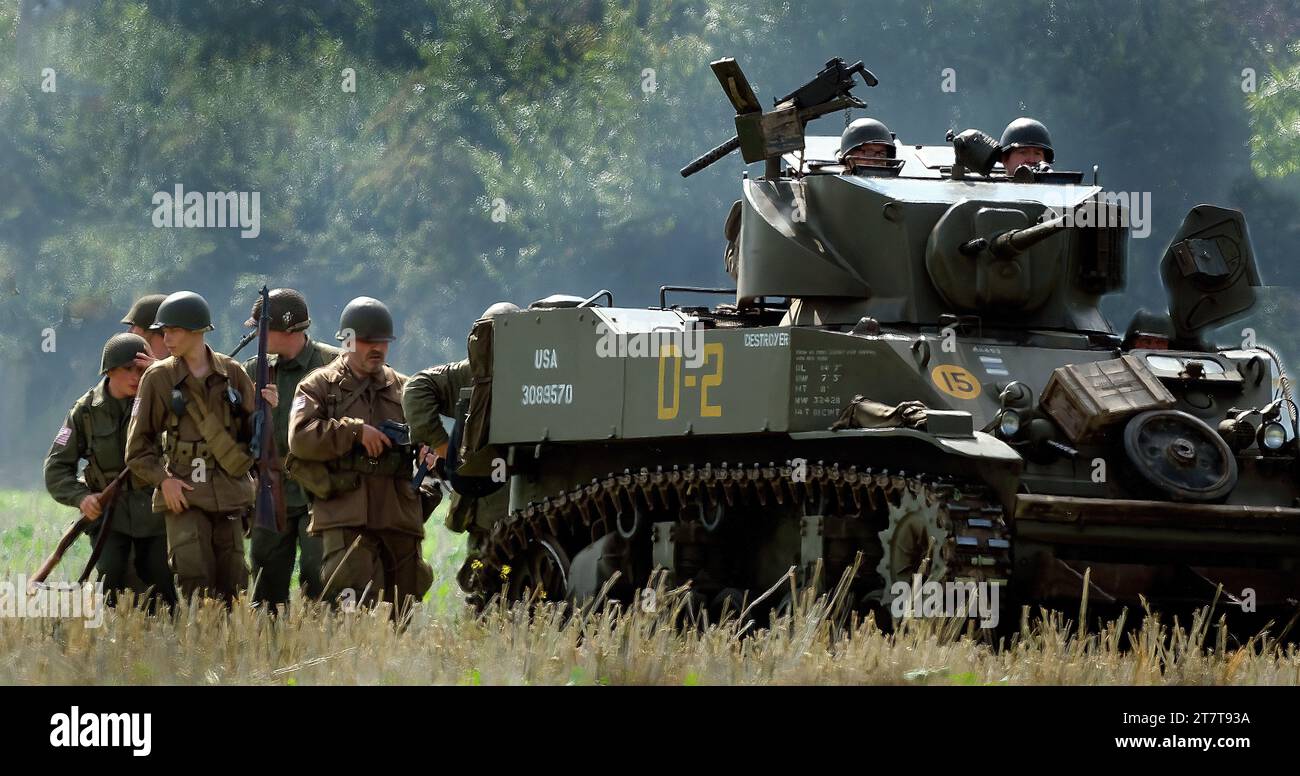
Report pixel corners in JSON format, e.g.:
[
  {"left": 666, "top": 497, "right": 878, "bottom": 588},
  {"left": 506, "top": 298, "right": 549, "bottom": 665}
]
[{"left": 0, "top": 0, "right": 1297, "bottom": 481}]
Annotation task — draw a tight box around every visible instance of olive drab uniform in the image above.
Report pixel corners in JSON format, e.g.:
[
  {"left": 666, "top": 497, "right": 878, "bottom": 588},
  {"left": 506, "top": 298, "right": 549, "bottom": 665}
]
[
  {"left": 288, "top": 358, "right": 433, "bottom": 609},
  {"left": 44, "top": 379, "right": 176, "bottom": 606},
  {"left": 125, "top": 346, "right": 258, "bottom": 601},
  {"left": 241, "top": 339, "right": 342, "bottom": 605},
  {"left": 403, "top": 358, "right": 508, "bottom": 574},
  {"left": 404, "top": 359, "right": 470, "bottom": 455}
]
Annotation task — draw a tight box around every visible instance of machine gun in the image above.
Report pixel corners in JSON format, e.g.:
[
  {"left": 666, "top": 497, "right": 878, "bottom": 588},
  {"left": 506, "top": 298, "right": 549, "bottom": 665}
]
[
  {"left": 680, "top": 56, "right": 877, "bottom": 178},
  {"left": 249, "top": 285, "right": 286, "bottom": 532}
]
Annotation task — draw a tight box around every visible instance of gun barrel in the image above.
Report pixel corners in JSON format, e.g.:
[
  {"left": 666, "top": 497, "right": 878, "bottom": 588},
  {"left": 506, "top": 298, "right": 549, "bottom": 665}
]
[
  {"left": 229, "top": 329, "right": 257, "bottom": 359},
  {"left": 993, "top": 212, "right": 1071, "bottom": 256},
  {"left": 681, "top": 136, "right": 741, "bottom": 178}
]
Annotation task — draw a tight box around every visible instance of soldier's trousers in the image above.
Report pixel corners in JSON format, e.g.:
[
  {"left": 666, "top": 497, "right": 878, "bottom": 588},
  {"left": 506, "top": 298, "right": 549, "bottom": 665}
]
[
  {"left": 320, "top": 527, "right": 432, "bottom": 612},
  {"left": 92, "top": 530, "right": 177, "bottom": 608},
  {"left": 164, "top": 508, "right": 250, "bottom": 602},
  {"left": 251, "top": 506, "right": 323, "bottom": 607}
]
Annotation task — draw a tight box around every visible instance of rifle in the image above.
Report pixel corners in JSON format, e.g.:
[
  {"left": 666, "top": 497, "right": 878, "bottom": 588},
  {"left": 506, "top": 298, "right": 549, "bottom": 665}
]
[
  {"left": 29, "top": 468, "right": 130, "bottom": 592},
  {"left": 249, "top": 285, "right": 286, "bottom": 533},
  {"left": 228, "top": 329, "right": 257, "bottom": 360}
]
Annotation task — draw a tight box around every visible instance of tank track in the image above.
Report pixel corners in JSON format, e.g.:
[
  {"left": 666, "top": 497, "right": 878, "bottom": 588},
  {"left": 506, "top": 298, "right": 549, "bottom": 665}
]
[{"left": 470, "top": 461, "right": 1012, "bottom": 602}]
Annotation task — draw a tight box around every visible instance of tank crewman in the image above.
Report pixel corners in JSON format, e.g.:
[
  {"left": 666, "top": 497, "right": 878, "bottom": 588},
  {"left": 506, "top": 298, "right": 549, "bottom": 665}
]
[
  {"left": 125, "top": 291, "right": 278, "bottom": 602},
  {"left": 288, "top": 296, "right": 433, "bottom": 611},
  {"left": 999, "top": 117, "right": 1055, "bottom": 176},
  {"left": 403, "top": 302, "right": 518, "bottom": 598},
  {"left": 838, "top": 117, "right": 897, "bottom": 173},
  {"left": 43, "top": 333, "right": 176, "bottom": 608},
  {"left": 240, "top": 288, "right": 342, "bottom": 608},
  {"left": 121, "top": 294, "right": 169, "bottom": 368}
]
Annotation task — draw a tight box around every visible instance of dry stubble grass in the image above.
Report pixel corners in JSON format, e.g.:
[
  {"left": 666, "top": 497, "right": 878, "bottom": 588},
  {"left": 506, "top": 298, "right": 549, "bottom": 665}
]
[{"left": 3, "top": 489, "right": 1300, "bottom": 685}]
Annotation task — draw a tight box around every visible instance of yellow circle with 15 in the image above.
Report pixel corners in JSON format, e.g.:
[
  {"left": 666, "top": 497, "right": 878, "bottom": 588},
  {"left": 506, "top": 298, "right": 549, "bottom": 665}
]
[{"left": 930, "top": 364, "right": 982, "bottom": 399}]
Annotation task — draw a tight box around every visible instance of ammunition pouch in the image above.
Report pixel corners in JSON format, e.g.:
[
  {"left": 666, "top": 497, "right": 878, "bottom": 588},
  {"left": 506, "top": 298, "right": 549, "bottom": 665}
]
[
  {"left": 284, "top": 453, "right": 361, "bottom": 501},
  {"left": 284, "top": 447, "right": 411, "bottom": 501},
  {"left": 170, "top": 440, "right": 213, "bottom": 467},
  {"left": 83, "top": 459, "right": 111, "bottom": 494},
  {"left": 334, "top": 448, "right": 410, "bottom": 477}
]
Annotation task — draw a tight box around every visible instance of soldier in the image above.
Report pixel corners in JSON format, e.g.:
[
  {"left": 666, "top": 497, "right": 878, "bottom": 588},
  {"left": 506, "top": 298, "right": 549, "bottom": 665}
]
[
  {"left": 120, "top": 294, "right": 169, "bottom": 367},
  {"left": 43, "top": 333, "right": 176, "bottom": 608},
  {"left": 125, "top": 291, "right": 278, "bottom": 602},
  {"left": 116, "top": 293, "right": 170, "bottom": 590},
  {"left": 999, "top": 117, "right": 1055, "bottom": 176},
  {"left": 838, "top": 117, "right": 896, "bottom": 173},
  {"left": 402, "top": 302, "right": 518, "bottom": 600},
  {"left": 239, "top": 288, "right": 342, "bottom": 609},
  {"left": 288, "top": 296, "right": 433, "bottom": 612}
]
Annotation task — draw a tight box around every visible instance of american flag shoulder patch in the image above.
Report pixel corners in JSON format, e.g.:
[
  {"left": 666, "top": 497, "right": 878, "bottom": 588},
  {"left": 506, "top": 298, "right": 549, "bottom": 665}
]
[
  {"left": 292, "top": 395, "right": 307, "bottom": 413},
  {"left": 53, "top": 426, "right": 72, "bottom": 447},
  {"left": 132, "top": 396, "right": 142, "bottom": 417}
]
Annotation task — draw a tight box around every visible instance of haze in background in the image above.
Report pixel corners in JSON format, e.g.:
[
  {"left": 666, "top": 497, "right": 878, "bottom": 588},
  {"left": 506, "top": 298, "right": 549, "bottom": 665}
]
[{"left": 1, "top": 0, "right": 1298, "bottom": 484}]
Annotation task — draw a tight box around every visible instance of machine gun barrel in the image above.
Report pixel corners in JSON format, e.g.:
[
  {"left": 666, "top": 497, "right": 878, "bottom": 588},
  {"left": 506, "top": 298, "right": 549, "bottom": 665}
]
[
  {"left": 680, "top": 136, "right": 742, "bottom": 178},
  {"left": 680, "top": 96, "right": 863, "bottom": 178}
]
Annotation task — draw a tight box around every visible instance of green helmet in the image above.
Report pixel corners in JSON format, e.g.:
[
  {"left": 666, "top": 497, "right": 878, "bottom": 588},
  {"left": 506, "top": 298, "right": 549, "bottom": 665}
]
[
  {"left": 120, "top": 294, "right": 168, "bottom": 329},
  {"left": 245, "top": 287, "right": 311, "bottom": 332},
  {"left": 839, "top": 118, "right": 895, "bottom": 159},
  {"left": 999, "top": 117, "right": 1054, "bottom": 163},
  {"left": 336, "top": 296, "right": 395, "bottom": 342},
  {"left": 100, "top": 332, "right": 150, "bottom": 374},
  {"left": 150, "top": 291, "right": 213, "bottom": 332},
  {"left": 480, "top": 301, "right": 520, "bottom": 320}
]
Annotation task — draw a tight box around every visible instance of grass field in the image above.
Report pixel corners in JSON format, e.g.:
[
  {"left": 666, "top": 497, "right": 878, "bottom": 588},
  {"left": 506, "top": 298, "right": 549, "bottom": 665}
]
[{"left": 3, "top": 489, "right": 1299, "bottom": 685}]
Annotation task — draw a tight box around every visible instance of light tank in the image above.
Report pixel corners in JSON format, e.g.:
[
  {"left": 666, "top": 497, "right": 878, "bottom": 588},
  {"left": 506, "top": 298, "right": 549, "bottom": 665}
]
[{"left": 448, "top": 57, "right": 1300, "bottom": 629}]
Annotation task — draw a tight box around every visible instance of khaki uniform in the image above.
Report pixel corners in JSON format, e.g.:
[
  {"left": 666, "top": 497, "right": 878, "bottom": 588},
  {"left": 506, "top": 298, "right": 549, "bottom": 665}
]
[
  {"left": 44, "top": 379, "right": 175, "bottom": 607},
  {"left": 125, "top": 346, "right": 257, "bottom": 601},
  {"left": 288, "top": 358, "right": 431, "bottom": 609},
  {"left": 241, "top": 339, "right": 342, "bottom": 605}
]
